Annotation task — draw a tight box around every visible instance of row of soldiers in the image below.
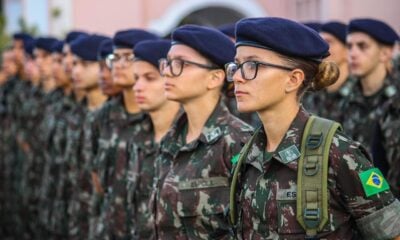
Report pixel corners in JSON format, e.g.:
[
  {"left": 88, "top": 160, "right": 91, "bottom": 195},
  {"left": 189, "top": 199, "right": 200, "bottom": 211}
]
[{"left": 0, "top": 17, "right": 399, "bottom": 239}]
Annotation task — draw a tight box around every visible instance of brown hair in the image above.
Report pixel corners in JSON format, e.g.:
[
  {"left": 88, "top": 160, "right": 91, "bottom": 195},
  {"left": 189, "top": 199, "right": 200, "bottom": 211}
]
[{"left": 279, "top": 55, "right": 340, "bottom": 99}]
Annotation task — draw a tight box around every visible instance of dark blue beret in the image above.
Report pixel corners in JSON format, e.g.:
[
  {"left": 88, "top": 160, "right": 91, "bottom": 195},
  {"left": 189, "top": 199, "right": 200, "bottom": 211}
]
[
  {"left": 320, "top": 21, "right": 347, "bottom": 44},
  {"left": 302, "top": 22, "right": 322, "bottom": 32},
  {"left": 70, "top": 34, "right": 109, "bottom": 61},
  {"left": 113, "top": 29, "right": 159, "bottom": 49},
  {"left": 218, "top": 23, "right": 236, "bottom": 39},
  {"left": 24, "top": 38, "right": 36, "bottom": 57},
  {"left": 51, "top": 40, "right": 65, "bottom": 54},
  {"left": 236, "top": 17, "right": 329, "bottom": 61},
  {"left": 98, "top": 38, "right": 113, "bottom": 60},
  {"left": 134, "top": 39, "right": 171, "bottom": 68},
  {"left": 65, "top": 31, "right": 89, "bottom": 44},
  {"left": 172, "top": 24, "right": 235, "bottom": 68},
  {"left": 13, "top": 32, "right": 34, "bottom": 45},
  {"left": 348, "top": 18, "right": 399, "bottom": 46},
  {"left": 35, "top": 37, "right": 59, "bottom": 53}
]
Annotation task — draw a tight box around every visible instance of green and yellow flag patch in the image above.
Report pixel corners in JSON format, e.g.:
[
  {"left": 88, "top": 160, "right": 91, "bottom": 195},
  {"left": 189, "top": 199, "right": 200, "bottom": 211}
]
[
  {"left": 231, "top": 154, "right": 240, "bottom": 165},
  {"left": 359, "top": 168, "right": 389, "bottom": 197}
]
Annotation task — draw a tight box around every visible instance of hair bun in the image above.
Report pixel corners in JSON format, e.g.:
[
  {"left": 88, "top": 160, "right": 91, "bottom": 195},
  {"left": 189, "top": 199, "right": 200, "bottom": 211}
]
[{"left": 312, "top": 61, "right": 339, "bottom": 91}]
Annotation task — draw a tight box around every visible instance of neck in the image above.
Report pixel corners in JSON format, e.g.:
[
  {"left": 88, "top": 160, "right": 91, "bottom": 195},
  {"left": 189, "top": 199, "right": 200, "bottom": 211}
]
[
  {"left": 182, "top": 93, "right": 220, "bottom": 143},
  {"left": 149, "top": 101, "right": 181, "bottom": 143},
  {"left": 258, "top": 99, "right": 300, "bottom": 152},
  {"left": 74, "top": 89, "right": 86, "bottom": 102},
  {"left": 360, "top": 64, "right": 387, "bottom": 96},
  {"left": 86, "top": 87, "right": 108, "bottom": 111},
  {"left": 327, "top": 62, "right": 349, "bottom": 93},
  {"left": 62, "top": 83, "right": 73, "bottom": 96},
  {"left": 122, "top": 88, "right": 141, "bottom": 114}
]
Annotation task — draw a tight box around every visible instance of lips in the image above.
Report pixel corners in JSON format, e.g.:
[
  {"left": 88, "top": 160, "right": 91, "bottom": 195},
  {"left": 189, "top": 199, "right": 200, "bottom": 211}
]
[
  {"left": 164, "top": 82, "right": 174, "bottom": 90},
  {"left": 135, "top": 96, "right": 146, "bottom": 103},
  {"left": 235, "top": 90, "right": 249, "bottom": 97}
]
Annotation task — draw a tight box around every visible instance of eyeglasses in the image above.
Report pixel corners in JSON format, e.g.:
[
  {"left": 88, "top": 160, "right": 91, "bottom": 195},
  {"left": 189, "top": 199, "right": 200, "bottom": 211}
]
[
  {"left": 105, "top": 53, "right": 134, "bottom": 68},
  {"left": 225, "top": 60, "right": 294, "bottom": 82},
  {"left": 159, "top": 58, "right": 219, "bottom": 77}
]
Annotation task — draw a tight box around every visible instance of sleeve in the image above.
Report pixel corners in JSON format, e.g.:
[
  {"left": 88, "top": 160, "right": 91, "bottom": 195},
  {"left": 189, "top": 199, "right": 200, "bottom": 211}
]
[{"left": 334, "top": 136, "right": 400, "bottom": 239}]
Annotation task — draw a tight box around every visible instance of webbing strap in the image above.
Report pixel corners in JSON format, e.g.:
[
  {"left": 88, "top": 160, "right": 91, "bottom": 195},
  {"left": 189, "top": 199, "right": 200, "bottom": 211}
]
[
  {"left": 229, "top": 127, "right": 261, "bottom": 226},
  {"left": 296, "top": 116, "right": 342, "bottom": 237}
]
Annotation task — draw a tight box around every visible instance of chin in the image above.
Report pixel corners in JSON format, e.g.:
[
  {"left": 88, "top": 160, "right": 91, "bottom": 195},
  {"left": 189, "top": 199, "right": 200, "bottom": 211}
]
[{"left": 237, "top": 103, "right": 256, "bottom": 113}]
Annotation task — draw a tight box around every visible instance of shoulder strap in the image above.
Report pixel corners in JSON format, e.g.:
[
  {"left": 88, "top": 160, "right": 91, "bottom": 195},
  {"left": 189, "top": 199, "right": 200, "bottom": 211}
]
[
  {"left": 229, "top": 127, "right": 261, "bottom": 227},
  {"left": 296, "top": 116, "right": 342, "bottom": 237}
]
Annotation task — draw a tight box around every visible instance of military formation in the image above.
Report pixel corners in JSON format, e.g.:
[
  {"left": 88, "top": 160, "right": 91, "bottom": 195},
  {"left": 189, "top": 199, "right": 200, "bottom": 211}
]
[{"left": 0, "top": 16, "right": 399, "bottom": 240}]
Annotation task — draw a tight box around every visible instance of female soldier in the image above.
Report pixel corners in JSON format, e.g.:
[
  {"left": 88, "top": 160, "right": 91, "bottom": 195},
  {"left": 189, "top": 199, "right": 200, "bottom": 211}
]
[
  {"left": 153, "top": 25, "right": 253, "bottom": 239},
  {"left": 226, "top": 17, "right": 400, "bottom": 239}
]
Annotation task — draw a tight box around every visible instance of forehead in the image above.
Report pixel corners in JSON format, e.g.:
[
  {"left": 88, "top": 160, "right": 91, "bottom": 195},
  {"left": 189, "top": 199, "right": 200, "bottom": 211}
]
[
  {"left": 113, "top": 48, "right": 133, "bottom": 55},
  {"left": 235, "top": 46, "right": 282, "bottom": 61},
  {"left": 133, "top": 60, "right": 158, "bottom": 73},
  {"left": 168, "top": 44, "right": 204, "bottom": 60},
  {"left": 346, "top": 32, "right": 377, "bottom": 44},
  {"left": 34, "top": 48, "right": 49, "bottom": 56}
]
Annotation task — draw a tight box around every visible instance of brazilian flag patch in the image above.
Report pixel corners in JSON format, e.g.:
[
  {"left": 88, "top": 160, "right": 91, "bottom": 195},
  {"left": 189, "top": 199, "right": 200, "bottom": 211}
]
[
  {"left": 359, "top": 168, "right": 389, "bottom": 197},
  {"left": 231, "top": 154, "right": 240, "bottom": 165}
]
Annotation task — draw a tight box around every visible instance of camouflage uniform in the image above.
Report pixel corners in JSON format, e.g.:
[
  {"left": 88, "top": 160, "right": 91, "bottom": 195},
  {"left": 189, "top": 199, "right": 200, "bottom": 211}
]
[
  {"left": 341, "top": 76, "right": 398, "bottom": 150},
  {"left": 233, "top": 107, "right": 400, "bottom": 239},
  {"left": 152, "top": 99, "right": 253, "bottom": 240},
  {"left": 91, "top": 95, "right": 152, "bottom": 240},
  {"left": 302, "top": 75, "right": 356, "bottom": 122},
  {"left": 372, "top": 94, "right": 400, "bottom": 198},
  {"left": 62, "top": 98, "right": 88, "bottom": 239}
]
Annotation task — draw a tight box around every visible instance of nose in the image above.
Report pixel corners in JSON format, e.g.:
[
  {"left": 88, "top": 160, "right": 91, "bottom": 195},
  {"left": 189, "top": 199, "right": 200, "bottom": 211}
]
[{"left": 232, "top": 68, "right": 245, "bottom": 84}]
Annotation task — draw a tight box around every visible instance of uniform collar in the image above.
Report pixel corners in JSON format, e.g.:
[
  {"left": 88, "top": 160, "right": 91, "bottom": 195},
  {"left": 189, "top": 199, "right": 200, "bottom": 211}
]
[
  {"left": 162, "top": 98, "right": 232, "bottom": 157},
  {"left": 246, "top": 107, "right": 310, "bottom": 172}
]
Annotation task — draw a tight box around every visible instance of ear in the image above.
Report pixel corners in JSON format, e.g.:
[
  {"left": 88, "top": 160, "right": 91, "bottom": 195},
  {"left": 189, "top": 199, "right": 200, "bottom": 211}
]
[
  {"left": 285, "top": 69, "right": 304, "bottom": 93},
  {"left": 379, "top": 45, "right": 393, "bottom": 63},
  {"left": 206, "top": 69, "right": 225, "bottom": 90}
]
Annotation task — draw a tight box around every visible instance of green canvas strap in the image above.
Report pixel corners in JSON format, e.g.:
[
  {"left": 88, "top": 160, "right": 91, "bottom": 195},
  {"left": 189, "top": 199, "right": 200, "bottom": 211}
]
[
  {"left": 229, "top": 127, "right": 261, "bottom": 227},
  {"left": 296, "top": 116, "right": 342, "bottom": 237}
]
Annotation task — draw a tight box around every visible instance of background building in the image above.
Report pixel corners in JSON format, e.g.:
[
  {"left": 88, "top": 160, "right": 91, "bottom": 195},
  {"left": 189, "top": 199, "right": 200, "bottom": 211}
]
[{"left": 2, "top": 0, "right": 400, "bottom": 37}]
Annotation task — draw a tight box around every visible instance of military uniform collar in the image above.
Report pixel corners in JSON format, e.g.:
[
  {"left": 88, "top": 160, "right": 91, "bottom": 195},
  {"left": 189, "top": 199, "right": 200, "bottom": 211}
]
[
  {"left": 351, "top": 75, "right": 397, "bottom": 103},
  {"left": 161, "top": 99, "right": 229, "bottom": 157},
  {"left": 246, "top": 107, "right": 309, "bottom": 172}
]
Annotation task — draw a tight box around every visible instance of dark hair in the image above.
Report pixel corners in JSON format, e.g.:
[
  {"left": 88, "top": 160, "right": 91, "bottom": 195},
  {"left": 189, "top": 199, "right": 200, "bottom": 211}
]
[{"left": 278, "top": 55, "right": 339, "bottom": 99}]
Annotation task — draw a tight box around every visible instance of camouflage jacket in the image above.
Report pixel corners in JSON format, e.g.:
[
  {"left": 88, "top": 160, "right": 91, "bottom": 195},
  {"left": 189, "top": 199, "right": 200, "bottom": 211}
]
[
  {"left": 341, "top": 76, "right": 398, "bottom": 150},
  {"left": 152, "top": 99, "right": 253, "bottom": 240},
  {"left": 91, "top": 94, "right": 152, "bottom": 239},
  {"left": 302, "top": 75, "right": 356, "bottom": 122},
  {"left": 126, "top": 120, "right": 157, "bottom": 239},
  {"left": 373, "top": 94, "right": 400, "bottom": 198},
  {"left": 233, "top": 107, "right": 400, "bottom": 239}
]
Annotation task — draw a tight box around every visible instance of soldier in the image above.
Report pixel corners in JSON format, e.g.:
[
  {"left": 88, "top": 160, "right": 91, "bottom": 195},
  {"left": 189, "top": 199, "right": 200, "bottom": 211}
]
[
  {"left": 303, "top": 21, "right": 355, "bottom": 122},
  {"left": 218, "top": 23, "right": 261, "bottom": 128},
  {"left": 90, "top": 29, "right": 158, "bottom": 240},
  {"left": 66, "top": 34, "right": 109, "bottom": 240},
  {"left": 226, "top": 17, "right": 400, "bottom": 239},
  {"left": 154, "top": 25, "right": 253, "bottom": 239},
  {"left": 127, "top": 39, "right": 180, "bottom": 239},
  {"left": 342, "top": 18, "right": 399, "bottom": 150}
]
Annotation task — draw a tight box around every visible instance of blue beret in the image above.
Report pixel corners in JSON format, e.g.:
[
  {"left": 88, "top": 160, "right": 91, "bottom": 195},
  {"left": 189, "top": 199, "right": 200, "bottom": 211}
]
[
  {"left": 172, "top": 24, "right": 235, "bottom": 68},
  {"left": 13, "top": 32, "right": 34, "bottom": 45},
  {"left": 35, "top": 37, "right": 59, "bottom": 53},
  {"left": 97, "top": 38, "right": 113, "bottom": 60},
  {"left": 348, "top": 18, "right": 400, "bottom": 46},
  {"left": 218, "top": 23, "right": 236, "bottom": 39},
  {"left": 70, "top": 34, "right": 109, "bottom": 61},
  {"left": 302, "top": 22, "right": 322, "bottom": 32},
  {"left": 51, "top": 40, "right": 65, "bottom": 54},
  {"left": 65, "top": 31, "right": 89, "bottom": 44},
  {"left": 113, "top": 29, "right": 159, "bottom": 49},
  {"left": 320, "top": 21, "right": 347, "bottom": 44},
  {"left": 236, "top": 17, "right": 329, "bottom": 61},
  {"left": 134, "top": 39, "right": 171, "bottom": 68},
  {"left": 24, "top": 38, "right": 36, "bottom": 57}
]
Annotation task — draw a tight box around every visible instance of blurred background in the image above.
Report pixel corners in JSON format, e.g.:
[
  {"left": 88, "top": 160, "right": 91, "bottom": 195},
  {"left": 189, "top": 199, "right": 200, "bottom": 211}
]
[{"left": 0, "top": 0, "right": 399, "bottom": 46}]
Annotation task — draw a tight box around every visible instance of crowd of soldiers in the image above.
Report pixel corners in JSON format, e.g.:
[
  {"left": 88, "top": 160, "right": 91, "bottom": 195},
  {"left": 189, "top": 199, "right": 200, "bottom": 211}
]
[{"left": 0, "top": 16, "right": 399, "bottom": 240}]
